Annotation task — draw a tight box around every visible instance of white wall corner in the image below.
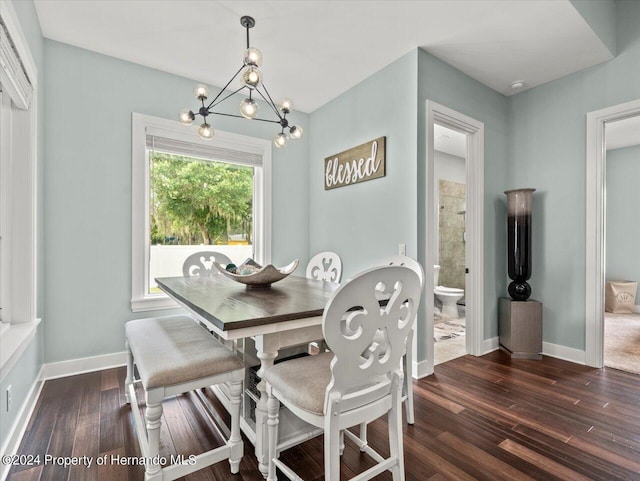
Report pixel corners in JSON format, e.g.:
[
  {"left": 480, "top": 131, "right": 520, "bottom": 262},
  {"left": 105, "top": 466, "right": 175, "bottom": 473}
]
[
  {"left": 483, "top": 337, "right": 499, "bottom": 354},
  {"left": 633, "top": 305, "right": 640, "bottom": 314},
  {"left": 542, "top": 342, "right": 586, "bottom": 365},
  {"left": 0, "top": 365, "right": 44, "bottom": 481},
  {"left": 42, "top": 351, "right": 127, "bottom": 380}
]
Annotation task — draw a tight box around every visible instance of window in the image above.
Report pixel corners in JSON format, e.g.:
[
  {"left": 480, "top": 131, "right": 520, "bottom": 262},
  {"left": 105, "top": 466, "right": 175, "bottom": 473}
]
[
  {"left": 0, "top": 88, "right": 10, "bottom": 336},
  {"left": 131, "top": 113, "right": 272, "bottom": 311},
  {"left": 0, "top": 1, "right": 39, "bottom": 375}
]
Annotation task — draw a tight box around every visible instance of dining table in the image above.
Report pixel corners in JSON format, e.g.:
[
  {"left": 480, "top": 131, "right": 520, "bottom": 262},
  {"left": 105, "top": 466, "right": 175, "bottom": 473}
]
[{"left": 155, "top": 273, "right": 339, "bottom": 478}]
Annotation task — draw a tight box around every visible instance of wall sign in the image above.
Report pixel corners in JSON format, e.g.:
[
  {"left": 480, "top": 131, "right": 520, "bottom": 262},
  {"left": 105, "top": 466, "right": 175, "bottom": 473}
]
[{"left": 324, "top": 136, "right": 386, "bottom": 190}]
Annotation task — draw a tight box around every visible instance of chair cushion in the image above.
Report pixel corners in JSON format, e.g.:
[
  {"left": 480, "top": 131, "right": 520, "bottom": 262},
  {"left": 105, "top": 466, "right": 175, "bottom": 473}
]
[
  {"left": 263, "top": 352, "right": 334, "bottom": 415},
  {"left": 125, "top": 315, "right": 243, "bottom": 389}
]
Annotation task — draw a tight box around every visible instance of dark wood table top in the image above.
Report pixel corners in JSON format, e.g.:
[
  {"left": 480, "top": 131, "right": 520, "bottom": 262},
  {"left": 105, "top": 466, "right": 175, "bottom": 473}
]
[{"left": 155, "top": 274, "right": 339, "bottom": 332}]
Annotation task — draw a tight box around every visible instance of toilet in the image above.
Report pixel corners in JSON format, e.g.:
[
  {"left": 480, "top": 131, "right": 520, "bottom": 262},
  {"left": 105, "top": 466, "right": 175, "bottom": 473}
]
[{"left": 434, "top": 265, "right": 464, "bottom": 318}]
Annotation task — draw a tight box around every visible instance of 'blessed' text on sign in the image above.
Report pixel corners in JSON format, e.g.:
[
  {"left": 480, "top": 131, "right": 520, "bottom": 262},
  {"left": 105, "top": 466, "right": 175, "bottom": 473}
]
[{"left": 324, "top": 137, "right": 386, "bottom": 190}]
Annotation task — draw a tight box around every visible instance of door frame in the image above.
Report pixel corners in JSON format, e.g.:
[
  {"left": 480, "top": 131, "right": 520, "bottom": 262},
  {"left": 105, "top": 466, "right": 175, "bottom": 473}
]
[
  {"left": 419, "top": 100, "right": 484, "bottom": 377},
  {"left": 585, "top": 98, "right": 640, "bottom": 367}
]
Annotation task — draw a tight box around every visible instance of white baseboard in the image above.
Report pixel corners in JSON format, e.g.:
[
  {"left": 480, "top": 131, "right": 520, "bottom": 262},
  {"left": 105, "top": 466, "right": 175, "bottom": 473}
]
[
  {"left": 483, "top": 337, "right": 586, "bottom": 365},
  {"left": 412, "top": 359, "right": 432, "bottom": 379},
  {"left": 542, "top": 342, "right": 586, "bottom": 365},
  {"left": 42, "top": 351, "right": 127, "bottom": 380},
  {"left": 482, "top": 337, "right": 499, "bottom": 354},
  {"left": 0, "top": 366, "right": 44, "bottom": 481}
]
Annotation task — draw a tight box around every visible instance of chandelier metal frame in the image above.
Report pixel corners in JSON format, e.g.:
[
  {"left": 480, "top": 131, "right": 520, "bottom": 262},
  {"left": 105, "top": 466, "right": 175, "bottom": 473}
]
[{"left": 180, "top": 15, "right": 302, "bottom": 147}]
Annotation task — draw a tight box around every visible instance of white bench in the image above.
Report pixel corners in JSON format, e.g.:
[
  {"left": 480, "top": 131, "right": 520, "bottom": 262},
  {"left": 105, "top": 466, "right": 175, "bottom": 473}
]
[{"left": 125, "top": 315, "right": 244, "bottom": 481}]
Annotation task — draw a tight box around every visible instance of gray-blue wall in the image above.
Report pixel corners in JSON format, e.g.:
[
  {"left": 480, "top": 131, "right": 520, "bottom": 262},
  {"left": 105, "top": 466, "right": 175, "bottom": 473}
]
[
  {"left": 43, "top": 40, "right": 310, "bottom": 363},
  {"left": 308, "top": 48, "right": 509, "bottom": 362},
  {"left": 417, "top": 49, "right": 509, "bottom": 353},
  {"left": 606, "top": 144, "right": 640, "bottom": 291},
  {"left": 507, "top": 0, "right": 640, "bottom": 350},
  {"left": 1, "top": 0, "right": 45, "bottom": 446},
  {"left": 308, "top": 51, "right": 418, "bottom": 275},
  {"left": 570, "top": 0, "right": 617, "bottom": 56}
]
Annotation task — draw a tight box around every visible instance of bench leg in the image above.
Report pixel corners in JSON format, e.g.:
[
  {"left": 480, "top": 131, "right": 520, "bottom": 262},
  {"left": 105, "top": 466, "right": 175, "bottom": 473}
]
[
  {"left": 228, "top": 379, "right": 243, "bottom": 474},
  {"left": 266, "top": 388, "right": 280, "bottom": 481},
  {"left": 125, "top": 340, "right": 133, "bottom": 404},
  {"left": 145, "top": 400, "right": 163, "bottom": 480}
]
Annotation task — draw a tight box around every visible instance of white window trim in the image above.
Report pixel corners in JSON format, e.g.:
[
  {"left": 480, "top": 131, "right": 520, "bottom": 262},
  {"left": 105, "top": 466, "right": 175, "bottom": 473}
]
[
  {"left": 0, "top": 0, "right": 39, "bottom": 373},
  {"left": 131, "top": 113, "right": 272, "bottom": 312}
]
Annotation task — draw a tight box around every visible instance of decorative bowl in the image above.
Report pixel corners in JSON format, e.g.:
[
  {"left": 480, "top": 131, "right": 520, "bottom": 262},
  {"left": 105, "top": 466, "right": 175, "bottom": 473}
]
[{"left": 213, "top": 259, "right": 299, "bottom": 288}]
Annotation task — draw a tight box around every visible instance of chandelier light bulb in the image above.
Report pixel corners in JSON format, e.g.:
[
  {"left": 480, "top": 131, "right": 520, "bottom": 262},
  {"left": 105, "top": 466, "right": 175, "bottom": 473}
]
[
  {"left": 240, "top": 98, "right": 259, "bottom": 119},
  {"left": 179, "top": 109, "right": 195, "bottom": 126},
  {"left": 242, "top": 67, "right": 262, "bottom": 90},
  {"left": 274, "top": 132, "right": 288, "bottom": 148},
  {"left": 289, "top": 125, "right": 303, "bottom": 140},
  {"left": 279, "top": 98, "right": 294, "bottom": 114},
  {"left": 244, "top": 47, "right": 263, "bottom": 67},
  {"left": 194, "top": 84, "right": 209, "bottom": 100},
  {"left": 198, "top": 122, "right": 214, "bottom": 140}
]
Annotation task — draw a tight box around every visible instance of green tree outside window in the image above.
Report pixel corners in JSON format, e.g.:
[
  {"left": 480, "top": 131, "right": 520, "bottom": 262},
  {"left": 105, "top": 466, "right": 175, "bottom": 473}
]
[{"left": 149, "top": 152, "right": 253, "bottom": 246}]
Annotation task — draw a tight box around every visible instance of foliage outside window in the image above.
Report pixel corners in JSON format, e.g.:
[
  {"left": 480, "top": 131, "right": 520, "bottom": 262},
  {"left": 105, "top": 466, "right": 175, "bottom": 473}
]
[{"left": 149, "top": 152, "right": 254, "bottom": 246}]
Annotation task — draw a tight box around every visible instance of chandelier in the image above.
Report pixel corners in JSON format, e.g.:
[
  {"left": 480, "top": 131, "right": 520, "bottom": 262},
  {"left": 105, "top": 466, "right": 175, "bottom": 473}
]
[{"left": 179, "top": 15, "right": 303, "bottom": 148}]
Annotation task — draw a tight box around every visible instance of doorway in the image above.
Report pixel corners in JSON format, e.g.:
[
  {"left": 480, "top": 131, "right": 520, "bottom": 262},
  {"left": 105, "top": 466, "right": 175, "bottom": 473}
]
[
  {"left": 603, "top": 115, "right": 640, "bottom": 373},
  {"left": 585, "top": 98, "right": 640, "bottom": 368},
  {"left": 419, "top": 101, "right": 484, "bottom": 377},
  {"left": 433, "top": 124, "right": 468, "bottom": 364}
]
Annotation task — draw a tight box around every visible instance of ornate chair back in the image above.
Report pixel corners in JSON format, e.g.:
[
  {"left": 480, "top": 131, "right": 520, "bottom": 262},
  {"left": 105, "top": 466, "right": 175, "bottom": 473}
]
[
  {"left": 322, "top": 265, "right": 421, "bottom": 414},
  {"left": 306, "top": 251, "right": 342, "bottom": 283},
  {"left": 182, "top": 251, "right": 232, "bottom": 277},
  {"left": 377, "top": 255, "right": 424, "bottom": 288}
]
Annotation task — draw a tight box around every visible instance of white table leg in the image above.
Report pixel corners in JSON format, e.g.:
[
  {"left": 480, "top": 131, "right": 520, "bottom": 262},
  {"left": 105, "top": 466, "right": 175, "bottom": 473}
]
[{"left": 254, "top": 335, "right": 279, "bottom": 478}]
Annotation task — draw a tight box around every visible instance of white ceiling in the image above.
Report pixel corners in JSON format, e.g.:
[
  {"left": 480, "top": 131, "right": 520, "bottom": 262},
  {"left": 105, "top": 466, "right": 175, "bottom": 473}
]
[
  {"left": 606, "top": 115, "right": 640, "bottom": 151},
  {"left": 434, "top": 124, "right": 466, "bottom": 158},
  {"left": 33, "top": 0, "right": 614, "bottom": 113}
]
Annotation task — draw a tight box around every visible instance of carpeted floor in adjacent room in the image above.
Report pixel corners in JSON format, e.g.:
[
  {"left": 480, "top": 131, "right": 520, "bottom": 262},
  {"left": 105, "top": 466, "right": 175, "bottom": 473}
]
[{"left": 604, "top": 312, "right": 640, "bottom": 374}]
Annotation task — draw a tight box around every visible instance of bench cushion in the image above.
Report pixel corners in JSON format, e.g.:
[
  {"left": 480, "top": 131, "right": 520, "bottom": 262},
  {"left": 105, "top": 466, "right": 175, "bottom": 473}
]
[{"left": 126, "top": 315, "right": 243, "bottom": 389}]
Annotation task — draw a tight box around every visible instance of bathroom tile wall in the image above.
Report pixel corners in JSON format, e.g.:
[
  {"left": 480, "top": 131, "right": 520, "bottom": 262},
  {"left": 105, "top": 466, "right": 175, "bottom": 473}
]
[{"left": 439, "top": 180, "right": 466, "bottom": 290}]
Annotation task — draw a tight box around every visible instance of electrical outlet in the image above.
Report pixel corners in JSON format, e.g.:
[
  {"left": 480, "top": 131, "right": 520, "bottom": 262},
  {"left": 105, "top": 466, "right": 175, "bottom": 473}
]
[
  {"left": 6, "top": 385, "right": 11, "bottom": 412},
  {"left": 399, "top": 243, "right": 406, "bottom": 256}
]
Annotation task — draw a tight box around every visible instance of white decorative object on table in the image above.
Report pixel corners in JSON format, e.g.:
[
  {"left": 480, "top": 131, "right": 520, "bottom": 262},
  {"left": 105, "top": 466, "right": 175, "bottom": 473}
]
[{"left": 214, "top": 259, "right": 299, "bottom": 287}]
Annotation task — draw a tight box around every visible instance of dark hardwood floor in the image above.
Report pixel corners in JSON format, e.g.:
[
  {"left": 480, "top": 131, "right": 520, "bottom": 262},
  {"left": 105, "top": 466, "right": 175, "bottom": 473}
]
[{"left": 6, "top": 350, "right": 640, "bottom": 481}]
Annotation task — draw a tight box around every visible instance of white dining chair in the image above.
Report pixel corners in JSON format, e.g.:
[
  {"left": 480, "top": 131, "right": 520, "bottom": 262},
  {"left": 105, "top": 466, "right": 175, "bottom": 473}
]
[
  {"left": 306, "top": 251, "right": 343, "bottom": 355},
  {"left": 357, "top": 255, "right": 424, "bottom": 451},
  {"left": 263, "top": 265, "right": 422, "bottom": 481},
  {"left": 182, "top": 250, "right": 232, "bottom": 276},
  {"left": 306, "top": 251, "right": 342, "bottom": 283}
]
